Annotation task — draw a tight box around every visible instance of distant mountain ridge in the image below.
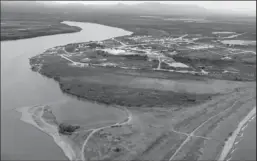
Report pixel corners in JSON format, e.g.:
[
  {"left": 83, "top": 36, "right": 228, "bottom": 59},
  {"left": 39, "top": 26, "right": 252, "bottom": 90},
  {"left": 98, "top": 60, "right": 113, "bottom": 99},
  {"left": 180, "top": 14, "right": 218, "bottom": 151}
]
[
  {"left": 1, "top": 1, "right": 255, "bottom": 18},
  {"left": 0, "top": 1, "right": 210, "bottom": 17}
]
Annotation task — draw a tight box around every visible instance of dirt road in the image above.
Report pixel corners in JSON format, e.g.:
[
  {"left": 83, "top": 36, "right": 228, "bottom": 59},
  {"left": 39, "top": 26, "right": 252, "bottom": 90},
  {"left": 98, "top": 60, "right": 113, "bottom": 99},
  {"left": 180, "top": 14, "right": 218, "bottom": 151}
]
[
  {"left": 169, "top": 100, "right": 240, "bottom": 161},
  {"left": 81, "top": 107, "right": 132, "bottom": 161}
]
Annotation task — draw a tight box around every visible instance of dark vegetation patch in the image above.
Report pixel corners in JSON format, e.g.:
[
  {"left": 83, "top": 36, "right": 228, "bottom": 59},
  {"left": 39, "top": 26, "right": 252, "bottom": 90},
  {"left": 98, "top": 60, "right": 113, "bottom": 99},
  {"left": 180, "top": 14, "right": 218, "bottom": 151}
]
[
  {"left": 1, "top": 19, "right": 81, "bottom": 41},
  {"left": 64, "top": 44, "right": 78, "bottom": 53},
  {"left": 29, "top": 54, "right": 214, "bottom": 108},
  {"left": 122, "top": 54, "right": 148, "bottom": 61},
  {"left": 172, "top": 55, "right": 256, "bottom": 81},
  {"left": 59, "top": 79, "right": 213, "bottom": 108},
  {"left": 58, "top": 123, "right": 80, "bottom": 135}
]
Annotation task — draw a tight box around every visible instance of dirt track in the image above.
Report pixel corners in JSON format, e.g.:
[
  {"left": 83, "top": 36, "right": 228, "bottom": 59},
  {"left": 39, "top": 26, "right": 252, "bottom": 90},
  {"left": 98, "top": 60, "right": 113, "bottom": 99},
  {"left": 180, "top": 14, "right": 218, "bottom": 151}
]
[{"left": 78, "top": 82, "right": 256, "bottom": 161}]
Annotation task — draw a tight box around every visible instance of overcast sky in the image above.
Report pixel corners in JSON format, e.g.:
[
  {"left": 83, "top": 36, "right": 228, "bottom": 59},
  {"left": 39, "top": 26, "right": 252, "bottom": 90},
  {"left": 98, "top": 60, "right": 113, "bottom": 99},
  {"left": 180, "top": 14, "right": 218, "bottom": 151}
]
[{"left": 55, "top": 1, "right": 256, "bottom": 12}]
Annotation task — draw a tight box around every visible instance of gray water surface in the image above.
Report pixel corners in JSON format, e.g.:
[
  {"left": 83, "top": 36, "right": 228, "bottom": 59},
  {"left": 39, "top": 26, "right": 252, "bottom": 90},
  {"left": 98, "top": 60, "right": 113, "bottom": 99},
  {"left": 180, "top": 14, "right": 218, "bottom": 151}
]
[{"left": 1, "top": 21, "right": 131, "bottom": 160}]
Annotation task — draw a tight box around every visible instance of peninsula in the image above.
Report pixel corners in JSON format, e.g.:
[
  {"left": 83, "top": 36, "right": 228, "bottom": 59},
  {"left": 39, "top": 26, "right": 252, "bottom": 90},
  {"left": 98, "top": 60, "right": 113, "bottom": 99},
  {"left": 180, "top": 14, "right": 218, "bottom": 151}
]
[{"left": 29, "top": 21, "right": 256, "bottom": 160}]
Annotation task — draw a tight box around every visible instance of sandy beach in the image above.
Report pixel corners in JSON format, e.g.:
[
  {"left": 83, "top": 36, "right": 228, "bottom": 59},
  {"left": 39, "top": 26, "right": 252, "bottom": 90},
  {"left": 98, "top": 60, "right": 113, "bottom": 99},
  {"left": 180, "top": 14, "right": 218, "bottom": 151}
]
[
  {"left": 15, "top": 101, "right": 132, "bottom": 161},
  {"left": 16, "top": 105, "right": 77, "bottom": 161}
]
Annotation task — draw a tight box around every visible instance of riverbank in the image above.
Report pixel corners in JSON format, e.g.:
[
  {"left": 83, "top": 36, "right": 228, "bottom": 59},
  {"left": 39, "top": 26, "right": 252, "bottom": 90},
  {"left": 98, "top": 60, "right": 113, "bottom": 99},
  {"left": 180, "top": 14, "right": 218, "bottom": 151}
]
[
  {"left": 32, "top": 62, "right": 213, "bottom": 108},
  {"left": 2, "top": 21, "right": 133, "bottom": 160},
  {"left": 1, "top": 20, "right": 82, "bottom": 41},
  {"left": 15, "top": 105, "right": 76, "bottom": 160},
  {"left": 15, "top": 101, "right": 132, "bottom": 161},
  {"left": 218, "top": 106, "right": 256, "bottom": 161}
]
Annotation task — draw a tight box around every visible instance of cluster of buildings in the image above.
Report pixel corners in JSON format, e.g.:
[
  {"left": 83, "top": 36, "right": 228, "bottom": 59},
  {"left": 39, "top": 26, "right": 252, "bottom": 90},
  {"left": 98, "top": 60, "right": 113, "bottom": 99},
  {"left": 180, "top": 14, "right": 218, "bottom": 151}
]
[{"left": 57, "top": 33, "right": 250, "bottom": 78}]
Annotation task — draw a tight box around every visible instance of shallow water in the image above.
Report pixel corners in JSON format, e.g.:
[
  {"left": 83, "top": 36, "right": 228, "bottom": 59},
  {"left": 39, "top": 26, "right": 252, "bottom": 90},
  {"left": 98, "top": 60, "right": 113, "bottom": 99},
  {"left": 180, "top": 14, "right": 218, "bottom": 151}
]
[
  {"left": 1, "top": 21, "right": 131, "bottom": 160},
  {"left": 51, "top": 99, "right": 125, "bottom": 126}
]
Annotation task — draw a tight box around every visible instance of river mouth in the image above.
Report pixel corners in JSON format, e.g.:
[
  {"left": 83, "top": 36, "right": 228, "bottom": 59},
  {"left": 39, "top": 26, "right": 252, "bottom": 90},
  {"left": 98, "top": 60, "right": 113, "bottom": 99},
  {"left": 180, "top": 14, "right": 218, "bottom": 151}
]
[{"left": 1, "top": 21, "right": 132, "bottom": 160}]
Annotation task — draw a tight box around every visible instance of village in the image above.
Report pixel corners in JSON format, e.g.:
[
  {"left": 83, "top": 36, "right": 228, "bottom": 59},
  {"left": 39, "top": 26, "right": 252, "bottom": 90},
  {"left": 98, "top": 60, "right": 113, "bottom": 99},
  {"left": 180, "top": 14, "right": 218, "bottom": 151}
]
[{"left": 34, "top": 31, "right": 256, "bottom": 81}]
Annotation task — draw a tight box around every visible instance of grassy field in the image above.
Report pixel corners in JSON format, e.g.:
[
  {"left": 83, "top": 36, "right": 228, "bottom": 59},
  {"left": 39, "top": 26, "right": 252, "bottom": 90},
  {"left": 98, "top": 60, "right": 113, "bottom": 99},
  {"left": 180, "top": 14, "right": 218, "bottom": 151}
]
[
  {"left": 37, "top": 60, "right": 213, "bottom": 107},
  {"left": 80, "top": 86, "right": 255, "bottom": 160},
  {"left": 30, "top": 51, "right": 254, "bottom": 109},
  {"left": 32, "top": 52, "right": 250, "bottom": 108}
]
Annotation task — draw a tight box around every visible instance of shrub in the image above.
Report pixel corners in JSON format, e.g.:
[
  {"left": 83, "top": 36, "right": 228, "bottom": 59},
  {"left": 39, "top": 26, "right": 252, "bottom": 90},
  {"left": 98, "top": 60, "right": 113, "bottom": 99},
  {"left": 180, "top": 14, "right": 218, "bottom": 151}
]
[{"left": 58, "top": 123, "right": 80, "bottom": 135}]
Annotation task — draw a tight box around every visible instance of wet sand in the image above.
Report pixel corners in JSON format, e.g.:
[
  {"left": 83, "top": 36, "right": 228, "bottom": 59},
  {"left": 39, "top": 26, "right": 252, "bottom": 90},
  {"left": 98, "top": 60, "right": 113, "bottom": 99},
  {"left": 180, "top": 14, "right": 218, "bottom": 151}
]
[
  {"left": 16, "top": 105, "right": 76, "bottom": 160},
  {"left": 15, "top": 103, "right": 129, "bottom": 161}
]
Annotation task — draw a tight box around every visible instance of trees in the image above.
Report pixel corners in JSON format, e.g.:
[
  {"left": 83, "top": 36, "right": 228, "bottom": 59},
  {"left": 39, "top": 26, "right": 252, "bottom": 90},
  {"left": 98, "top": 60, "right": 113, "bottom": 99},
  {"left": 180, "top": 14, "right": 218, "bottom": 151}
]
[{"left": 58, "top": 123, "right": 80, "bottom": 135}]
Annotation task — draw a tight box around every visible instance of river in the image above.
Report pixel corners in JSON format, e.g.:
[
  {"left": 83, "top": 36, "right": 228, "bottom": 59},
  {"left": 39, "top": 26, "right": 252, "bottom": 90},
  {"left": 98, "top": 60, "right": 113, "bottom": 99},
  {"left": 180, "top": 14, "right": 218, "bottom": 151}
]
[{"left": 1, "top": 21, "right": 132, "bottom": 160}]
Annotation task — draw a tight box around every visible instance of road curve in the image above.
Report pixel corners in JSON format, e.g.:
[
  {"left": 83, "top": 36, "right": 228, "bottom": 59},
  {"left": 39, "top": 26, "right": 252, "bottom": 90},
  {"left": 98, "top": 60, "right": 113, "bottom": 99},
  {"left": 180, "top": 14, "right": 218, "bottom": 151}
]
[{"left": 80, "top": 107, "right": 132, "bottom": 161}]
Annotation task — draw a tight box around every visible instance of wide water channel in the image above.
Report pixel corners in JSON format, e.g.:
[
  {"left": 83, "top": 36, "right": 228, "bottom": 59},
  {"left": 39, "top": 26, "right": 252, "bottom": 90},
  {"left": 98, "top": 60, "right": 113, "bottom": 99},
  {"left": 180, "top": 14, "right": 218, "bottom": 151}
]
[{"left": 1, "top": 21, "right": 132, "bottom": 160}]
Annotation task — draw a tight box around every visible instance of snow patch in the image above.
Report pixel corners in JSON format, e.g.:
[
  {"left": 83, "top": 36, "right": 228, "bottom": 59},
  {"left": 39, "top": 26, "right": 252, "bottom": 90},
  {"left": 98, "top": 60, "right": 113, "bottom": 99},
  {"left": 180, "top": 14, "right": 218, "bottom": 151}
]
[
  {"left": 188, "top": 44, "right": 214, "bottom": 50},
  {"left": 201, "top": 69, "right": 209, "bottom": 75},
  {"left": 221, "top": 56, "right": 232, "bottom": 60},
  {"left": 212, "top": 31, "right": 236, "bottom": 34},
  {"left": 221, "top": 40, "right": 256, "bottom": 46},
  {"left": 167, "top": 62, "right": 189, "bottom": 68},
  {"left": 100, "top": 62, "right": 118, "bottom": 67},
  {"left": 222, "top": 70, "right": 238, "bottom": 74}
]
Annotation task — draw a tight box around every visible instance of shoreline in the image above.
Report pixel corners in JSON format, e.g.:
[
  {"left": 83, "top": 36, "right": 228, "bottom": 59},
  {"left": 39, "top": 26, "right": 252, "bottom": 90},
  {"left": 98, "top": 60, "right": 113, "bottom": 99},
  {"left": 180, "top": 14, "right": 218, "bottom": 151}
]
[
  {"left": 11, "top": 21, "right": 134, "bottom": 161},
  {"left": 15, "top": 102, "right": 131, "bottom": 161},
  {"left": 218, "top": 106, "right": 256, "bottom": 161},
  {"left": 1, "top": 20, "right": 133, "bottom": 42},
  {"left": 1, "top": 29, "right": 80, "bottom": 42},
  {"left": 2, "top": 20, "right": 133, "bottom": 160},
  {"left": 1, "top": 22, "right": 82, "bottom": 42},
  {"left": 15, "top": 105, "right": 77, "bottom": 161}
]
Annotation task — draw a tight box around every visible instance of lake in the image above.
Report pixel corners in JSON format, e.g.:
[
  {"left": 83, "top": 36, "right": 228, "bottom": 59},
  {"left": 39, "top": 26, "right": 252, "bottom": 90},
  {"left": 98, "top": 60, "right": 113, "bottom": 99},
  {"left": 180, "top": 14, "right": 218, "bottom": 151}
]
[{"left": 1, "top": 21, "right": 132, "bottom": 160}]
